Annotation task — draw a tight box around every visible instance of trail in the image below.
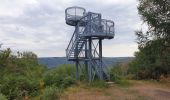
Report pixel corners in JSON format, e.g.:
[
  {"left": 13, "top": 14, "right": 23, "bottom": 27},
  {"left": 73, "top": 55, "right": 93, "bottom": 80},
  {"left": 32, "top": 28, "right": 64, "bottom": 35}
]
[{"left": 60, "top": 80, "right": 170, "bottom": 100}]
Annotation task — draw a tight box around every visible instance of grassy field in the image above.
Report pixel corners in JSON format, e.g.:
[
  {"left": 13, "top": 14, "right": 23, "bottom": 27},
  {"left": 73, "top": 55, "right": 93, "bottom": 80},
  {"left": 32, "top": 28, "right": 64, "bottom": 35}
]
[{"left": 60, "top": 80, "right": 170, "bottom": 100}]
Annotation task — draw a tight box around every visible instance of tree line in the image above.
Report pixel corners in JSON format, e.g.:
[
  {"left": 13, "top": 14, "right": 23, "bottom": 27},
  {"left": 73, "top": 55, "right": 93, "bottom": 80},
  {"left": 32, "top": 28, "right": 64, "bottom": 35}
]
[{"left": 128, "top": 0, "right": 170, "bottom": 79}]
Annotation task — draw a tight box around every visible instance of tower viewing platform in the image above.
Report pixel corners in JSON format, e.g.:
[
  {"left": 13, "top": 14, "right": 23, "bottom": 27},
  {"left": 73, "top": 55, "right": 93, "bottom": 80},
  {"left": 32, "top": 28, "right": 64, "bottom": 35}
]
[
  {"left": 65, "top": 6, "right": 86, "bottom": 26},
  {"left": 65, "top": 6, "right": 115, "bottom": 39},
  {"left": 65, "top": 6, "right": 115, "bottom": 82}
]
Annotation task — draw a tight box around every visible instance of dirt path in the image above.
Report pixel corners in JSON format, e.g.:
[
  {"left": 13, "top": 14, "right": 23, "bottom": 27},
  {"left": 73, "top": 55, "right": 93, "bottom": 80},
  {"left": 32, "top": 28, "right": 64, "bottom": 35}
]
[
  {"left": 130, "top": 80, "right": 170, "bottom": 100},
  {"left": 60, "top": 80, "right": 170, "bottom": 100}
]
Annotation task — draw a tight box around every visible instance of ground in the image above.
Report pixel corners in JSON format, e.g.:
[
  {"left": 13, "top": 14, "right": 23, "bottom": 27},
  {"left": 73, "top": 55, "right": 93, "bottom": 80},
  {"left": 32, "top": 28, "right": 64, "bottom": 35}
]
[{"left": 60, "top": 80, "right": 170, "bottom": 100}]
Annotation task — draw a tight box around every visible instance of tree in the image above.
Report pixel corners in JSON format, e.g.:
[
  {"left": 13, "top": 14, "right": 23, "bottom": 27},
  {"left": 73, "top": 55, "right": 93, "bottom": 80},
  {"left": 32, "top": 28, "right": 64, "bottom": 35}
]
[
  {"left": 0, "top": 48, "right": 13, "bottom": 68},
  {"left": 129, "top": 0, "right": 170, "bottom": 79},
  {"left": 138, "top": 0, "right": 170, "bottom": 42}
]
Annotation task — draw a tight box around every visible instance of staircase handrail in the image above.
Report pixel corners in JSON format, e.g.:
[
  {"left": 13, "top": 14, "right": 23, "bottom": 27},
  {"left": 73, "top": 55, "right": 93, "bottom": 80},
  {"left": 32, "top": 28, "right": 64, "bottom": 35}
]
[{"left": 66, "top": 31, "right": 79, "bottom": 58}]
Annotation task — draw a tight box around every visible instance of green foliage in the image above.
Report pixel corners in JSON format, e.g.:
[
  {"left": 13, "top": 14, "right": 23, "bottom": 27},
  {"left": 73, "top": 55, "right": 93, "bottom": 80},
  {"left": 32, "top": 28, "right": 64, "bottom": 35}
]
[
  {"left": 90, "top": 80, "right": 108, "bottom": 88},
  {"left": 0, "top": 48, "right": 46, "bottom": 99},
  {"left": 63, "top": 76, "right": 75, "bottom": 87},
  {"left": 40, "top": 86, "right": 61, "bottom": 100},
  {"left": 115, "top": 79, "right": 130, "bottom": 87},
  {"left": 1, "top": 75, "right": 40, "bottom": 100},
  {"left": 109, "top": 64, "right": 130, "bottom": 87},
  {"left": 0, "top": 49, "right": 39, "bottom": 69},
  {"left": 0, "top": 48, "right": 77, "bottom": 99},
  {"left": 0, "top": 48, "right": 12, "bottom": 68},
  {"left": 128, "top": 37, "right": 170, "bottom": 79},
  {"left": 128, "top": 0, "right": 170, "bottom": 80},
  {"left": 110, "top": 68, "right": 122, "bottom": 82},
  {"left": 109, "top": 63, "right": 128, "bottom": 81},
  {"left": 53, "top": 64, "right": 76, "bottom": 77},
  {"left": 0, "top": 93, "right": 7, "bottom": 100},
  {"left": 43, "top": 65, "right": 75, "bottom": 88},
  {"left": 138, "top": 0, "right": 170, "bottom": 39}
]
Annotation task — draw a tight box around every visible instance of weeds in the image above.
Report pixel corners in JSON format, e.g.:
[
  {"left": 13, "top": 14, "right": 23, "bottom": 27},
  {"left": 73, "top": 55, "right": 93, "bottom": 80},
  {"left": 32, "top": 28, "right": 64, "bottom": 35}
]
[{"left": 89, "top": 80, "right": 109, "bottom": 88}]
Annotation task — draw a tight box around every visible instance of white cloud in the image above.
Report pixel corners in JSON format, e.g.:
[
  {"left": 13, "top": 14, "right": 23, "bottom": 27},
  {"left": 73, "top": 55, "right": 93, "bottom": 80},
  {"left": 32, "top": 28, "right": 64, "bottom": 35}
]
[
  {"left": 0, "top": 0, "right": 37, "bottom": 16},
  {"left": 0, "top": 0, "right": 141, "bottom": 57}
]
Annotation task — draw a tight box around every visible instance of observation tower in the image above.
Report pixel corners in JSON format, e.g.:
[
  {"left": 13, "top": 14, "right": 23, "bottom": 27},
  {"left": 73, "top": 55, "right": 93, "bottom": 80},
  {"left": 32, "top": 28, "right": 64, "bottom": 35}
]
[{"left": 65, "top": 6, "right": 115, "bottom": 82}]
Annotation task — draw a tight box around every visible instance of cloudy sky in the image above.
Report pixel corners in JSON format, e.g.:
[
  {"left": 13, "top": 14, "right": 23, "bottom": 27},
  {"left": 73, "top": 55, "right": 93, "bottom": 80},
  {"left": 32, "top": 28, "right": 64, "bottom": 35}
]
[{"left": 0, "top": 0, "right": 144, "bottom": 57}]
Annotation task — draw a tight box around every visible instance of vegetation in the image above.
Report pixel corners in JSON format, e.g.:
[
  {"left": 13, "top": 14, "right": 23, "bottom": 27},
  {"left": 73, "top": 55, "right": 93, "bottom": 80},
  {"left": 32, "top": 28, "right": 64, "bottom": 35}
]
[
  {"left": 0, "top": 0, "right": 169, "bottom": 99},
  {"left": 40, "top": 86, "right": 61, "bottom": 100},
  {"left": 90, "top": 80, "right": 108, "bottom": 88},
  {"left": 109, "top": 63, "right": 131, "bottom": 87},
  {"left": 128, "top": 0, "right": 170, "bottom": 79},
  {"left": 0, "top": 94, "right": 7, "bottom": 100},
  {"left": 0, "top": 48, "right": 130, "bottom": 99},
  {"left": 0, "top": 48, "right": 76, "bottom": 100},
  {"left": 43, "top": 65, "right": 76, "bottom": 88}
]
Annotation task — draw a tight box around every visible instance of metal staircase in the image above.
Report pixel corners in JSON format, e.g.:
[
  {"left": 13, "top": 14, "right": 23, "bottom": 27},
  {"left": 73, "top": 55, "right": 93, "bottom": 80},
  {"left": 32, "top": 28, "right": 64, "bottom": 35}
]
[
  {"left": 66, "top": 24, "right": 86, "bottom": 61},
  {"left": 65, "top": 6, "right": 115, "bottom": 82}
]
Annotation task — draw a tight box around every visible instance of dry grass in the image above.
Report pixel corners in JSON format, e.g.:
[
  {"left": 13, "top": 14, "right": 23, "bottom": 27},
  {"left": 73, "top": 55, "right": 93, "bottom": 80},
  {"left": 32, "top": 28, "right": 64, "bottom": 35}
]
[{"left": 60, "top": 80, "right": 170, "bottom": 100}]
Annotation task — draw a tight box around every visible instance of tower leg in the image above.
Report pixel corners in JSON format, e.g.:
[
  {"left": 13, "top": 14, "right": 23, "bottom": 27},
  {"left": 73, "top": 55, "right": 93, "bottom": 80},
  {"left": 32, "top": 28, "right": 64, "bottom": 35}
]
[
  {"left": 99, "top": 39, "right": 103, "bottom": 80},
  {"left": 85, "top": 40, "right": 88, "bottom": 80},
  {"left": 76, "top": 61, "right": 79, "bottom": 80},
  {"left": 88, "top": 38, "right": 92, "bottom": 82},
  {"left": 75, "top": 24, "right": 79, "bottom": 80}
]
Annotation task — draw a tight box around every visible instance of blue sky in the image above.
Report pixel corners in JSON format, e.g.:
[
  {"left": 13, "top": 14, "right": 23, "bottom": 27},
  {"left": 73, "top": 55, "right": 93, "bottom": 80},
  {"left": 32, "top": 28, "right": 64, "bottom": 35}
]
[{"left": 0, "top": 0, "right": 144, "bottom": 57}]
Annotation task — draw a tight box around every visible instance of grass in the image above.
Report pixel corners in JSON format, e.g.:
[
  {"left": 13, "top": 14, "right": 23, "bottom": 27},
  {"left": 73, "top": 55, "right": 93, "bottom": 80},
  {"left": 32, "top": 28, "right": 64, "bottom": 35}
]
[
  {"left": 89, "top": 80, "right": 109, "bottom": 88},
  {"left": 115, "top": 79, "right": 131, "bottom": 87}
]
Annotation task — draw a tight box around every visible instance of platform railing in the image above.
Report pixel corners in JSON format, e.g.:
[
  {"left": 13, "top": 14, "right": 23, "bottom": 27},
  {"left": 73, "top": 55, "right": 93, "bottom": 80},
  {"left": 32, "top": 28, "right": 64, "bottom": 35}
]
[
  {"left": 77, "top": 12, "right": 115, "bottom": 38},
  {"left": 65, "top": 7, "right": 86, "bottom": 26},
  {"left": 101, "top": 19, "right": 115, "bottom": 37}
]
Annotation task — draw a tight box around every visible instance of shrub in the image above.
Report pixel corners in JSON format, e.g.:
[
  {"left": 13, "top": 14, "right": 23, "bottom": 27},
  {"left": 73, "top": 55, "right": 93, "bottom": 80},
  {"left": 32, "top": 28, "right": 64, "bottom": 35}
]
[
  {"left": 40, "top": 86, "right": 61, "bottom": 100},
  {"left": 115, "top": 79, "right": 130, "bottom": 87},
  {"left": 63, "top": 76, "right": 75, "bottom": 87},
  {"left": 109, "top": 64, "right": 130, "bottom": 87},
  {"left": 43, "top": 72, "right": 64, "bottom": 88},
  {"left": 0, "top": 93, "right": 7, "bottom": 100},
  {"left": 54, "top": 64, "right": 76, "bottom": 77},
  {"left": 43, "top": 72, "right": 75, "bottom": 88},
  {"left": 90, "top": 80, "right": 108, "bottom": 88},
  {"left": 43, "top": 65, "right": 75, "bottom": 88},
  {"left": 1, "top": 75, "right": 39, "bottom": 100},
  {"left": 109, "top": 64, "right": 123, "bottom": 82}
]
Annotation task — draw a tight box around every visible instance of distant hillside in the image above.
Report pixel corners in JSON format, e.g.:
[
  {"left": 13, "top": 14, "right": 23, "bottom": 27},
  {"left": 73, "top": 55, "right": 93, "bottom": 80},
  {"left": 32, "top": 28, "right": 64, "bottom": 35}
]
[
  {"left": 38, "top": 57, "right": 134, "bottom": 68},
  {"left": 103, "top": 57, "right": 134, "bottom": 66}
]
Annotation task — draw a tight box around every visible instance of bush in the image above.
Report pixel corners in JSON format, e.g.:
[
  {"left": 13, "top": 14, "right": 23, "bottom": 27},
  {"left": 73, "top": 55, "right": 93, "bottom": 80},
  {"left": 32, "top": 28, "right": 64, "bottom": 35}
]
[
  {"left": 108, "top": 64, "right": 130, "bottom": 87},
  {"left": 1, "top": 75, "right": 39, "bottom": 100},
  {"left": 0, "top": 93, "right": 7, "bottom": 100},
  {"left": 0, "top": 48, "right": 78, "bottom": 99},
  {"left": 109, "top": 64, "right": 123, "bottom": 82},
  {"left": 43, "top": 72, "right": 65, "bottom": 88},
  {"left": 54, "top": 64, "right": 76, "bottom": 77},
  {"left": 40, "top": 86, "right": 61, "bottom": 100},
  {"left": 63, "top": 76, "right": 75, "bottom": 87},
  {"left": 43, "top": 65, "right": 75, "bottom": 88}
]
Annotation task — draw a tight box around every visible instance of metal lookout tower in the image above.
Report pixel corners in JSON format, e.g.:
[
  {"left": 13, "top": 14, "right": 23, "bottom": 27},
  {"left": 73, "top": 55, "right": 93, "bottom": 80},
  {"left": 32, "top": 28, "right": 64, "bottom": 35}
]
[{"left": 65, "top": 6, "right": 115, "bottom": 82}]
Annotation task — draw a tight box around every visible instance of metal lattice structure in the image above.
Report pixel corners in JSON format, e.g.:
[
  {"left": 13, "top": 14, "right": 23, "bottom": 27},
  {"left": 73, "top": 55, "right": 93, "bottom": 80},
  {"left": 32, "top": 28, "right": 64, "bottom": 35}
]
[{"left": 65, "top": 6, "right": 115, "bottom": 82}]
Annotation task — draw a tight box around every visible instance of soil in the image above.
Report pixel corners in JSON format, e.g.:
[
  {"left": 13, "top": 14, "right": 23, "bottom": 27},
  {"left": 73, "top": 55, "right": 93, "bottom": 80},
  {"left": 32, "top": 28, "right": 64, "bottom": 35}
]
[{"left": 60, "top": 80, "right": 170, "bottom": 100}]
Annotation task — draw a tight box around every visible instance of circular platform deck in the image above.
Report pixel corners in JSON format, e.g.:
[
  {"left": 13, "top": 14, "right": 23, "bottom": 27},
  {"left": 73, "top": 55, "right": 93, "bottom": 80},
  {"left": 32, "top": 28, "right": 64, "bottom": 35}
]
[{"left": 65, "top": 6, "right": 86, "bottom": 26}]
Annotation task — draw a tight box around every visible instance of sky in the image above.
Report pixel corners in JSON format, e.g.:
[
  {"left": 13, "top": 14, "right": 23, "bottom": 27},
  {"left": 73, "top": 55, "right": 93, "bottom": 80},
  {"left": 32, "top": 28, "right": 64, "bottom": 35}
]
[{"left": 0, "top": 0, "right": 144, "bottom": 57}]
